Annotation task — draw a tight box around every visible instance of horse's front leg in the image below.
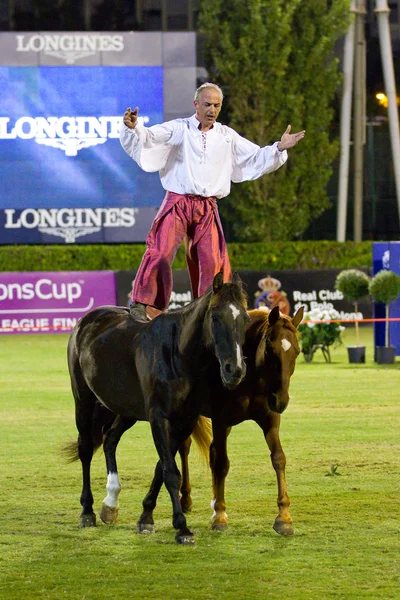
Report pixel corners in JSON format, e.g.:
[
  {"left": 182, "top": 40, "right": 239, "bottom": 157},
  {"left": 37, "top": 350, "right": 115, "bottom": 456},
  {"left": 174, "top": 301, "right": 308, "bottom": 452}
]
[
  {"left": 137, "top": 459, "right": 163, "bottom": 534},
  {"left": 137, "top": 441, "right": 191, "bottom": 534},
  {"left": 261, "top": 412, "right": 294, "bottom": 536},
  {"left": 210, "top": 423, "right": 231, "bottom": 530},
  {"left": 178, "top": 436, "right": 193, "bottom": 513},
  {"left": 149, "top": 407, "right": 196, "bottom": 544},
  {"left": 100, "top": 415, "right": 136, "bottom": 525}
]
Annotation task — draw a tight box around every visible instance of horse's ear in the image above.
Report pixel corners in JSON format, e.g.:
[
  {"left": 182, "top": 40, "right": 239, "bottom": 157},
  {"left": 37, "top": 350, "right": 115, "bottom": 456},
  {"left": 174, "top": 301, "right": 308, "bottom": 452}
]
[
  {"left": 232, "top": 271, "right": 242, "bottom": 287},
  {"left": 213, "top": 271, "right": 224, "bottom": 293},
  {"left": 292, "top": 305, "right": 305, "bottom": 329},
  {"left": 268, "top": 305, "right": 281, "bottom": 325}
]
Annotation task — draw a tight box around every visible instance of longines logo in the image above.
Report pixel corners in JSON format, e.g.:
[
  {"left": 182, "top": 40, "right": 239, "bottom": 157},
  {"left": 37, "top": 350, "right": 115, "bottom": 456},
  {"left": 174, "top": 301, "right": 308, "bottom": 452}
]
[
  {"left": 3, "top": 208, "right": 138, "bottom": 243},
  {"left": 0, "top": 115, "right": 149, "bottom": 156},
  {"left": 16, "top": 33, "right": 124, "bottom": 64}
]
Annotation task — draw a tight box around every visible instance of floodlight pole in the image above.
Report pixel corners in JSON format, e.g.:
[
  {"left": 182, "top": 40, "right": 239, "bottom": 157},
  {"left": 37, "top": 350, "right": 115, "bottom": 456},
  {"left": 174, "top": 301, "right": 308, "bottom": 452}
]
[
  {"left": 337, "top": 0, "right": 400, "bottom": 240},
  {"left": 375, "top": 0, "right": 400, "bottom": 224},
  {"left": 337, "top": 1, "right": 356, "bottom": 242},
  {"left": 353, "top": 0, "right": 367, "bottom": 242}
]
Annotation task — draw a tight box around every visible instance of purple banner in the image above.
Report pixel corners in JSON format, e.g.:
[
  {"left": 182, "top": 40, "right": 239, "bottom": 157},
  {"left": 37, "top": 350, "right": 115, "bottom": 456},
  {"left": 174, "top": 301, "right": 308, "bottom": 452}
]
[{"left": 0, "top": 271, "right": 117, "bottom": 334}]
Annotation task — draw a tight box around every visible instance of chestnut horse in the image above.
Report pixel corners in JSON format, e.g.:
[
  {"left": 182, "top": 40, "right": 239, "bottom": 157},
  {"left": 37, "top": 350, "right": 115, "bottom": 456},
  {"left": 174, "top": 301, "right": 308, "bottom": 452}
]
[
  {"left": 65, "top": 272, "right": 249, "bottom": 544},
  {"left": 178, "top": 305, "right": 304, "bottom": 535}
]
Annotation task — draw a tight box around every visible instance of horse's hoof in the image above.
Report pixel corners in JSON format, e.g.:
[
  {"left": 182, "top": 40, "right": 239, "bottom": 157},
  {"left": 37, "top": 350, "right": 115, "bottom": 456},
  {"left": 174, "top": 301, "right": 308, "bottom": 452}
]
[
  {"left": 80, "top": 513, "right": 96, "bottom": 528},
  {"left": 273, "top": 520, "right": 294, "bottom": 536},
  {"left": 211, "top": 521, "right": 228, "bottom": 531},
  {"left": 100, "top": 504, "right": 118, "bottom": 525},
  {"left": 176, "top": 534, "right": 195, "bottom": 545},
  {"left": 136, "top": 522, "right": 155, "bottom": 534}
]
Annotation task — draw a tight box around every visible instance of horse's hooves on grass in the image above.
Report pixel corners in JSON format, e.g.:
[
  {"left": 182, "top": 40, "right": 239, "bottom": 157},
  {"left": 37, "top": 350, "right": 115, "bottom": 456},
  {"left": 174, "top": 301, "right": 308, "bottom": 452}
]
[
  {"left": 176, "top": 534, "right": 196, "bottom": 545},
  {"left": 181, "top": 503, "right": 193, "bottom": 514},
  {"left": 100, "top": 504, "right": 118, "bottom": 525},
  {"left": 211, "top": 521, "right": 228, "bottom": 531},
  {"left": 80, "top": 513, "right": 96, "bottom": 528},
  {"left": 136, "top": 522, "right": 155, "bottom": 534},
  {"left": 273, "top": 521, "right": 294, "bottom": 536}
]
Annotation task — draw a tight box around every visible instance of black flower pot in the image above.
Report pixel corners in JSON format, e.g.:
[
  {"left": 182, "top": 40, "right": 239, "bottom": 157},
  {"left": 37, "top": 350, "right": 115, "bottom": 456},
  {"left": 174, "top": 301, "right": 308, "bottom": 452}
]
[
  {"left": 347, "top": 346, "right": 366, "bottom": 364},
  {"left": 376, "top": 346, "right": 396, "bottom": 365}
]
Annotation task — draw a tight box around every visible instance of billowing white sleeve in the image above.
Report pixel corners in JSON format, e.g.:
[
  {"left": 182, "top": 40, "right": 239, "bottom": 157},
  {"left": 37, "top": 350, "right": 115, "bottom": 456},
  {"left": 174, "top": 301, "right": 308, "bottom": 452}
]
[
  {"left": 119, "top": 122, "right": 175, "bottom": 173},
  {"left": 231, "top": 131, "right": 288, "bottom": 183}
]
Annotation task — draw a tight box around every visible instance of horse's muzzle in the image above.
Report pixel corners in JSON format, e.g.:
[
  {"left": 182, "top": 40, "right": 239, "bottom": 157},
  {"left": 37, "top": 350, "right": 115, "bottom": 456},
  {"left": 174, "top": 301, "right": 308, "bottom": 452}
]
[
  {"left": 221, "top": 362, "right": 246, "bottom": 389},
  {"left": 268, "top": 393, "right": 289, "bottom": 414}
]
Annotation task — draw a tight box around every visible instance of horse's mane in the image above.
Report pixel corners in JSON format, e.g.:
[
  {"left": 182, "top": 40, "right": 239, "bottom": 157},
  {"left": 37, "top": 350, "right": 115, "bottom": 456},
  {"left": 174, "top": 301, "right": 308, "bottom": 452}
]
[
  {"left": 179, "top": 280, "right": 248, "bottom": 316},
  {"left": 209, "top": 282, "right": 248, "bottom": 309},
  {"left": 248, "top": 309, "right": 299, "bottom": 338}
]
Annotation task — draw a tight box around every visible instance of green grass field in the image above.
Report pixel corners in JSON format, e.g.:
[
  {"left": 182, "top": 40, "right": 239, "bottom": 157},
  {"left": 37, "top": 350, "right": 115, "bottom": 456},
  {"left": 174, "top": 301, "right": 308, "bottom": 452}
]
[{"left": 1, "top": 326, "right": 399, "bottom": 600}]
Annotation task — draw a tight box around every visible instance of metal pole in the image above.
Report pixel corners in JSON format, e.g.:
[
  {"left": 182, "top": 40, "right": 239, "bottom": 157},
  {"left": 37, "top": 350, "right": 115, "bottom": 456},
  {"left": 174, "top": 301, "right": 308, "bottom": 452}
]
[
  {"left": 83, "top": 0, "right": 91, "bottom": 30},
  {"left": 136, "top": 0, "right": 143, "bottom": 27},
  {"left": 8, "top": 0, "right": 14, "bottom": 29},
  {"left": 337, "top": 1, "right": 356, "bottom": 241},
  {"left": 188, "top": 0, "right": 193, "bottom": 30},
  {"left": 161, "top": 0, "right": 167, "bottom": 31},
  {"left": 353, "top": 0, "right": 367, "bottom": 241},
  {"left": 375, "top": 0, "right": 400, "bottom": 225},
  {"left": 367, "top": 122, "right": 377, "bottom": 233}
]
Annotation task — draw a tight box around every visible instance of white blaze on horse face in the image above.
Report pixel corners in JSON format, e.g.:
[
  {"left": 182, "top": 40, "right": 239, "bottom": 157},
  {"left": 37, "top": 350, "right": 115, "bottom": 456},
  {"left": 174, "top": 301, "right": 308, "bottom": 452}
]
[
  {"left": 229, "top": 303, "right": 240, "bottom": 320},
  {"left": 103, "top": 472, "right": 121, "bottom": 508},
  {"left": 236, "top": 342, "right": 242, "bottom": 367},
  {"left": 281, "top": 339, "right": 292, "bottom": 352}
]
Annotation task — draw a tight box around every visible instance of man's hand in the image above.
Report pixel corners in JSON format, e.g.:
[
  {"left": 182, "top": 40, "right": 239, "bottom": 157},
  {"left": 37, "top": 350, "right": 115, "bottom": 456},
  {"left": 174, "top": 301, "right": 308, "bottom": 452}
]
[
  {"left": 277, "top": 125, "right": 305, "bottom": 151},
  {"left": 123, "top": 106, "right": 139, "bottom": 129}
]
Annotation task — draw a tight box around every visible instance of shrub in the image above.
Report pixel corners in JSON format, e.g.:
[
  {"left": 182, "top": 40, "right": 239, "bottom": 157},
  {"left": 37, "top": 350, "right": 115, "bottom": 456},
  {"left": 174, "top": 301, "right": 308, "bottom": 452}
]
[
  {"left": 369, "top": 270, "right": 400, "bottom": 347},
  {"left": 335, "top": 269, "right": 370, "bottom": 346}
]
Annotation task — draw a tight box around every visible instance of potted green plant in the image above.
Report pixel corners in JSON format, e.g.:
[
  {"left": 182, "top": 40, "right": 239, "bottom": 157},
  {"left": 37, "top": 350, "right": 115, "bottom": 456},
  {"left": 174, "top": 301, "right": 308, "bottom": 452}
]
[
  {"left": 369, "top": 269, "right": 400, "bottom": 364},
  {"left": 335, "top": 269, "right": 370, "bottom": 363}
]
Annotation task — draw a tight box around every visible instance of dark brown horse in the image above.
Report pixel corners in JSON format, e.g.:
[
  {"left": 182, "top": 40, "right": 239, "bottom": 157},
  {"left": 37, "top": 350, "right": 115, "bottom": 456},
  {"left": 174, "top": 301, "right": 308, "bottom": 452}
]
[
  {"left": 178, "top": 305, "right": 304, "bottom": 535},
  {"left": 65, "top": 272, "right": 249, "bottom": 544}
]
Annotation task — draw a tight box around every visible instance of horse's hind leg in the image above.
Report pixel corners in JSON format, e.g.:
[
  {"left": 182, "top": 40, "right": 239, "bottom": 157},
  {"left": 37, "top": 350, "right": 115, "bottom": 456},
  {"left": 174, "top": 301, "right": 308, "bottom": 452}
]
[
  {"left": 260, "top": 412, "right": 293, "bottom": 536},
  {"left": 74, "top": 388, "right": 98, "bottom": 527},
  {"left": 100, "top": 415, "right": 136, "bottom": 525},
  {"left": 178, "top": 436, "right": 193, "bottom": 513}
]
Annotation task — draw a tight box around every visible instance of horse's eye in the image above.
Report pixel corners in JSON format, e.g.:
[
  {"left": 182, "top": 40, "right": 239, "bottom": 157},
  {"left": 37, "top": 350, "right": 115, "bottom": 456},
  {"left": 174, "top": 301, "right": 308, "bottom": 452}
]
[{"left": 212, "top": 314, "right": 218, "bottom": 323}]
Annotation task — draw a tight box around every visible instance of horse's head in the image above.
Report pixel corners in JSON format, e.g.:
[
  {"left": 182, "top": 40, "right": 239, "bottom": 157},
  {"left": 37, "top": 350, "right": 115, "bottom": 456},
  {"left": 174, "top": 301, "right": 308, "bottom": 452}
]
[
  {"left": 253, "top": 305, "right": 304, "bottom": 414},
  {"left": 205, "top": 272, "right": 249, "bottom": 389}
]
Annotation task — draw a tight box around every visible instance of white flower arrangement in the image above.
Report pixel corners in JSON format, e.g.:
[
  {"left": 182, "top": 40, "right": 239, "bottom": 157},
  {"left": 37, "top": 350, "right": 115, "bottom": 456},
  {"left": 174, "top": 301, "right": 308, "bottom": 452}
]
[{"left": 299, "top": 307, "right": 345, "bottom": 362}]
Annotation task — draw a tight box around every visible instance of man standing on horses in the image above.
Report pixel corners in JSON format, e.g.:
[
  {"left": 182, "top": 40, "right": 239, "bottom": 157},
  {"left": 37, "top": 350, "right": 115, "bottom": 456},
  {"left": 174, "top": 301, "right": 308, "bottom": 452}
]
[{"left": 120, "top": 82, "right": 305, "bottom": 318}]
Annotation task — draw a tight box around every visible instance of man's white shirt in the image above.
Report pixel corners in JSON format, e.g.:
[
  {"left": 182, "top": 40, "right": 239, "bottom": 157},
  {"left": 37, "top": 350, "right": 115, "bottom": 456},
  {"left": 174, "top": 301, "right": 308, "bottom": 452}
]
[{"left": 119, "top": 114, "right": 288, "bottom": 199}]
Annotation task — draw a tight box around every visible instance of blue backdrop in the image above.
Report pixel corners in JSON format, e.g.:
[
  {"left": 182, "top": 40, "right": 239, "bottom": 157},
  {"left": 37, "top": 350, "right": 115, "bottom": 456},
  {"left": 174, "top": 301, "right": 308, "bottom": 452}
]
[{"left": 0, "top": 66, "right": 164, "bottom": 243}]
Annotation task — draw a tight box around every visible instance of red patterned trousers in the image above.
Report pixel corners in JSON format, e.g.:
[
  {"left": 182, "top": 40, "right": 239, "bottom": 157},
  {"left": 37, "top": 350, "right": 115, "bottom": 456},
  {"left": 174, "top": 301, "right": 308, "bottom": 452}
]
[{"left": 131, "top": 191, "right": 232, "bottom": 310}]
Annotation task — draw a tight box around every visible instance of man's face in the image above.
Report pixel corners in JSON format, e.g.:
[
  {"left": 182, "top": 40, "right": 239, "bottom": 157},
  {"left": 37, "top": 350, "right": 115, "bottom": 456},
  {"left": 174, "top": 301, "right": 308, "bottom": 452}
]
[{"left": 194, "top": 88, "right": 222, "bottom": 129}]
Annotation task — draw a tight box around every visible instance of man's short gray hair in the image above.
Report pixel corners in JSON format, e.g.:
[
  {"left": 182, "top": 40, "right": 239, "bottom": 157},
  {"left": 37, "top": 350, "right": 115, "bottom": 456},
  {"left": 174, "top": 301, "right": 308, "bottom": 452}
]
[{"left": 194, "top": 82, "right": 224, "bottom": 102}]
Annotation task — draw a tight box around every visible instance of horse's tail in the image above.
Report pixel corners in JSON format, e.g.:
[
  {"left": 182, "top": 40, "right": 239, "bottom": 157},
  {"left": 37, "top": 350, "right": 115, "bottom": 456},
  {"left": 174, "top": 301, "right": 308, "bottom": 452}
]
[
  {"left": 61, "top": 441, "right": 82, "bottom": 463},
  {"left": 61, "top": 402, "right": 115, "bottom": 463},
  {"left": 191, "top": 416, "right": 212, "bottom": 466}
]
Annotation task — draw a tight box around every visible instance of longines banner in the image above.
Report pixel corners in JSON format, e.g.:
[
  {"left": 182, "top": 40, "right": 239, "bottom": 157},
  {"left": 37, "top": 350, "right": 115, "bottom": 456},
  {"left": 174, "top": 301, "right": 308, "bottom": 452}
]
[{"left": 0, "top": 32, "right": 196, "bottom": 244}]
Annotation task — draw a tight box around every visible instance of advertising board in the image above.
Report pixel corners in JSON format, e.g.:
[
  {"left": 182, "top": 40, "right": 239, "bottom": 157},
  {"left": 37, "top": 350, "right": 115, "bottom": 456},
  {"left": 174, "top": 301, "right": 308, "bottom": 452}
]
[{"left": 0, "top": 270, "right": 116, "bottom": 333}]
